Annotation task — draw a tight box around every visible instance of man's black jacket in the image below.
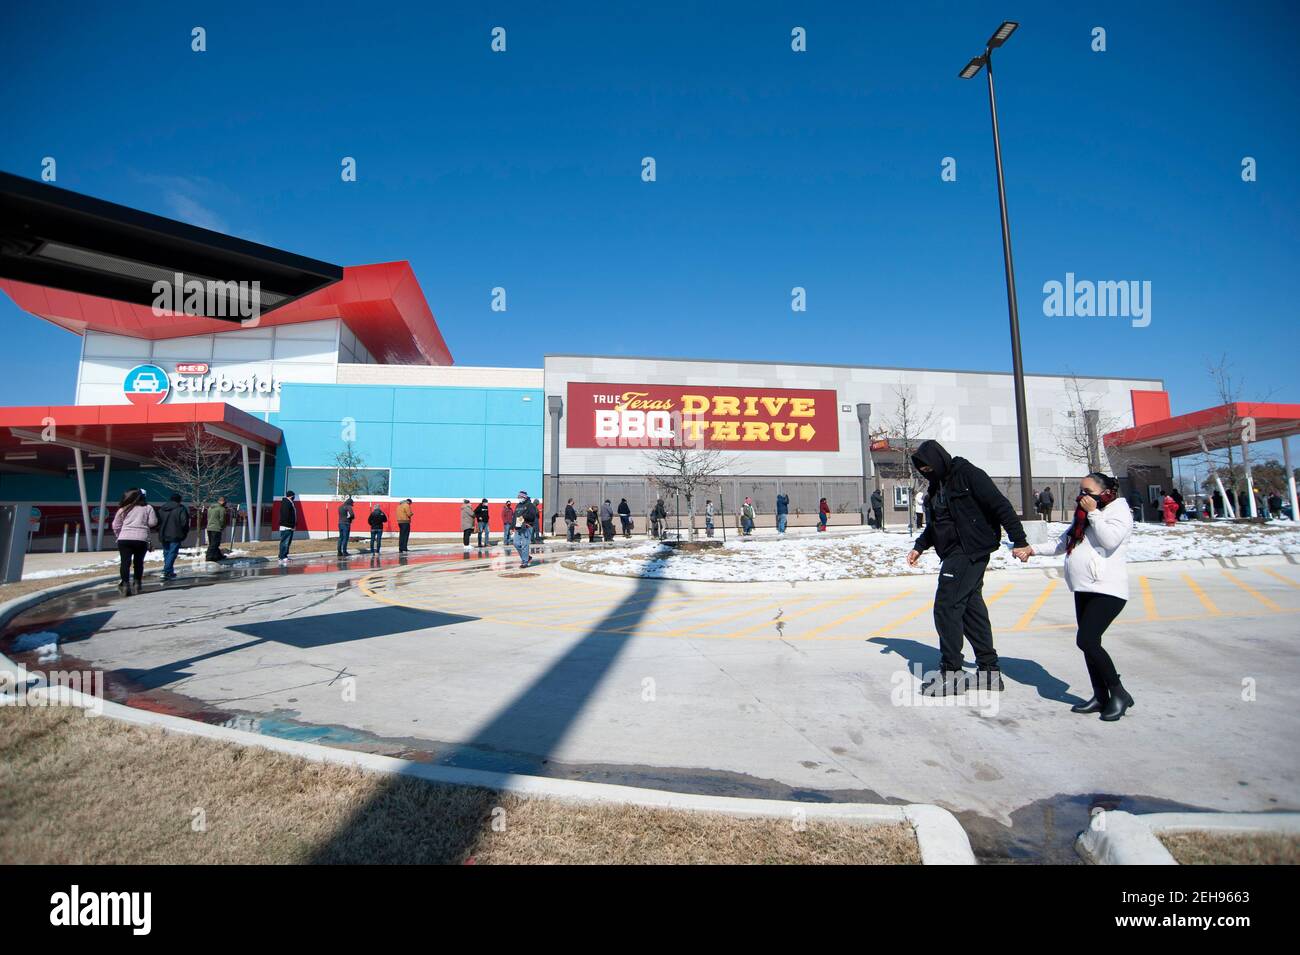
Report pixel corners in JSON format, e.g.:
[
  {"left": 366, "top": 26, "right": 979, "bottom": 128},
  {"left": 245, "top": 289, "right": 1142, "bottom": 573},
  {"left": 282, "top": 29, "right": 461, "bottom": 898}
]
[{"left": 912, "top": 440, "right": 1027, "bottom": 558}]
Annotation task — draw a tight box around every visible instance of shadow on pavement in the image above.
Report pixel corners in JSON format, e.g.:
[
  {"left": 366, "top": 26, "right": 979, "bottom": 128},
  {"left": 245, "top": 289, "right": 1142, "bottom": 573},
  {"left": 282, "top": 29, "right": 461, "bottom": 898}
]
[
  {"left": 306, "top": 565, "right": 665, "bottom": 863},
  {"left": 868, "top": 636, "right": 1084, "bottom": 704}
]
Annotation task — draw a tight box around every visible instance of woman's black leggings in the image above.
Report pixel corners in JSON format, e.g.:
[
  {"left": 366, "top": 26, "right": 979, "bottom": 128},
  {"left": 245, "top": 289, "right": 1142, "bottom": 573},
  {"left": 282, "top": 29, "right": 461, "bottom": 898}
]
[
  {"left": 1074, "top": 591, "right": 1126, "bottom": 696},
  {"left": 118, "top": 540, "right": 148, "bottom": 585}
]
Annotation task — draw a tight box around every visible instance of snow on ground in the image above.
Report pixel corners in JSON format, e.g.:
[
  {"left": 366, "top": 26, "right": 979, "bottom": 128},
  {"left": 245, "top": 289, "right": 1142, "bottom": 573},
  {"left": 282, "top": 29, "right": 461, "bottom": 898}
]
[
  {"left": 7, "top": 631, "right": 60, "bottom": 662},
  {"left": 563, "top": 521, "right": 1300, "bottom": 582},
  {"left": 21, "top": 547, "right": 250, "bottom": 581}
]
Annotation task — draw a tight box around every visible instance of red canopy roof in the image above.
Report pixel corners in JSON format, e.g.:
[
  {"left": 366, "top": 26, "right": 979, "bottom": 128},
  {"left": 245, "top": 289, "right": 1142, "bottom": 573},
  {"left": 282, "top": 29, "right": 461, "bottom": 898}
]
[
  {"left": 1105, "top": 401, "right": 1300, "bottom": 456},
  {"left": 0, "top": 402, "right": 282, "bottom": 474},
  {"left": 0, "top": 260, "right": 453, "bottom": 366}
]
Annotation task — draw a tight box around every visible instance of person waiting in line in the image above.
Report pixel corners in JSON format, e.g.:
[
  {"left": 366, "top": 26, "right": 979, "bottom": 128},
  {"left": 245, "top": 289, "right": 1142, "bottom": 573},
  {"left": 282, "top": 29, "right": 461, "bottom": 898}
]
[
  {"left": 564, "top": 499, "right": 578, "bottom": 541},
  {"left": 705, "top": 499, "right": 715, "bottom": 537},
  {"left": 1127, "top": 489, "right": 1144, "bottom": 522},
  {"left": 337, "top": 496, "right": 356, "bottom": 557},
  {"left": 870, "top": 487, "right": 884, "bottom": 529},
  {"left": 1018, "top": 472, "right": 1135, "bottom": 721},
  {"left": 740, "top": 497, "right": 756, "bottom": 535},
  {"left": 816, "top": 497, "right": 828, "bottom": 533},
  {"left": 460, "top": 499, "right": 474, "bottom": 549},
  {"left": 532, "top": 498, "right": 545, "bottom": 541},
  {"left": 501, "top": 499, "right": 515, "bottom": 547},
  {"left": 586, "top": 504, "right": 599, "bottom": 542},
  {"left": 599, "top": 499, "right": 616, "bottom": 541},
  {"left": 205, "top": 496, "right": 228, "bottom": 561},
  {"left": 395, "top": 498, "right": 413, "bottom": 552},
  {"left": 512, "top": 491, "right": 538, "bottom": 568},
  {"left": 277, "top": 490, "right": 297, "bottom": 562},
  {"left": 617, "top": 498, "right": 632, "bottom": 537},
  {"left": 156, "top": 493, "right": 189, "bottom": 582},
  {"left": 1036, "top": 485, "right": 1055, "bottom": 522},
  {"left": 474, "top": 498, "right": 491, "bottom": 547},
  {"left": 650, "top": 497, "right": 667, "bottom": 539},
  {"left": 913, "top": 489, "right": 925, "bottom": 529},
  {"left": 112, "top": 488, "right": 157, "bottom": 596},
  {"left": 1268, "top": 490, "right": 1283, "bottom": 520},
  {"left": 905, "top": 440, "right": 1029, "bottom": 697},
  {"left": 367, "top": 502, "right": 387, "bottom": 553},
  {"left": 775, "top": 491, "right": 789, "bottom": 534}
]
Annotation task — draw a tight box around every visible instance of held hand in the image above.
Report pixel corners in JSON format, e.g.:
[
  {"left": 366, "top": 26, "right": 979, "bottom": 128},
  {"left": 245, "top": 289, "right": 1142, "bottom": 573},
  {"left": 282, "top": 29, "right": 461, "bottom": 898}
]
[
  {"left": 1079, "top": 494, "right": 1098, "bottom": 513},
  {"left": 906, "top": 549, "right": 921, "bottom": 567},
  {"left": 1012, "top": 545, "right": 1033, "bottom": 562}
]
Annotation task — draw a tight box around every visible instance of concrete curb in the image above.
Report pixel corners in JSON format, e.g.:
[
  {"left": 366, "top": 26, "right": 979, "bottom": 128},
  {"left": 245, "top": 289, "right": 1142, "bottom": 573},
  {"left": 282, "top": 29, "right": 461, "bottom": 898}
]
[
  {"left": 1, "top": 659, "right": 974, "bottom": 864},
  {"left": 1076, "top": 809, "right": 1300, "bottom": 864}
]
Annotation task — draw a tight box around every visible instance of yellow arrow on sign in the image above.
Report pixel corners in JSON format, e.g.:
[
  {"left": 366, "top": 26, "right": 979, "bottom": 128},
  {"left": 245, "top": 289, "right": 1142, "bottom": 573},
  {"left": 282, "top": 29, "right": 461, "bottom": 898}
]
[{"left": 799, "top": 424, "right": 815, "bottom": 441}]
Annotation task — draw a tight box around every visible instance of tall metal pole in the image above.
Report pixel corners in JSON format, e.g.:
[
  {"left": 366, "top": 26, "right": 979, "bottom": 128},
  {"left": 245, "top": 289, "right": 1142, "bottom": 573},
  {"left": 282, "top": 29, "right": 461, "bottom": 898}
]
[{"left": 984, "top": 50, "right": 1035, "bottom": 519}]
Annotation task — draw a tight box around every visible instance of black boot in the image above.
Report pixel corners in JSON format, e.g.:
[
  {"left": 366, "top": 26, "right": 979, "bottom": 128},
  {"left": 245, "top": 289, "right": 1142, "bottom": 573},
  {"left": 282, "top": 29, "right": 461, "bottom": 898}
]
[
  {"left": 1100, "top": 678, "right": 1134, "bottom": 721},
  {"left": 1071, "top": 695, "right": 1107, "bottom": 713}
]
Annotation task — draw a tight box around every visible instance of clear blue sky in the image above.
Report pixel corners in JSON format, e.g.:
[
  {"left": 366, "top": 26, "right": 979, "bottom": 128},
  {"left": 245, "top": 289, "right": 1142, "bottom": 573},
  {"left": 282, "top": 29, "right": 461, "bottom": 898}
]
[{"left": 2, "top": 1, "right": 1296, "bottom": 440}]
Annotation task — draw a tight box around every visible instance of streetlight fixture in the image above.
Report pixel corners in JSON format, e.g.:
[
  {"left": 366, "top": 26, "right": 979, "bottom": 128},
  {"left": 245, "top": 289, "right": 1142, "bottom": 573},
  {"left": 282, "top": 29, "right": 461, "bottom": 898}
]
[{"left": 958, "top": 20, "right": 1036, "bottom": 520}]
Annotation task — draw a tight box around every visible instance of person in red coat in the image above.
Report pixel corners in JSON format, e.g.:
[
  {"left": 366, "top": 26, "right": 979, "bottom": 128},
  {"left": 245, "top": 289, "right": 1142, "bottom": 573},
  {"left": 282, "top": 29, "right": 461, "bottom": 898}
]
[{"left": 1161, "top": 493, "right": 1179, "bottom": 527}]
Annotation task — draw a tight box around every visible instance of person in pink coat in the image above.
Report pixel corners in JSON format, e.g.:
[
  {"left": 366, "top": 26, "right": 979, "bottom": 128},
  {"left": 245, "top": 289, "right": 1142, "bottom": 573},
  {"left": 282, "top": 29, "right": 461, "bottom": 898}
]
[
  {"left": 112, "top": 487, "right": 158, "bottom": 596},
  {"left": 1161, "top": 492, "right": 1179, "bottom": 527}
]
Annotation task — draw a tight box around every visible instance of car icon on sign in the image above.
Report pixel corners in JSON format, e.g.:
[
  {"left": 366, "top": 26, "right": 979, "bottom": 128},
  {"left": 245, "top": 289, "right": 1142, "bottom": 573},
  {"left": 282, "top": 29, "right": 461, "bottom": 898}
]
[{"left": 133, "top": 372, "right": 161, "bottom": 392}]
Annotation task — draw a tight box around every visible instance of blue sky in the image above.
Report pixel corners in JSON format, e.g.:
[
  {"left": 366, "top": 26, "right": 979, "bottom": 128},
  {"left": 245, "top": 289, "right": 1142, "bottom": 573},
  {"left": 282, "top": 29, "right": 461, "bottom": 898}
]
[{"left": 1, "top": 1, "right": 1296, "bottom": 442}]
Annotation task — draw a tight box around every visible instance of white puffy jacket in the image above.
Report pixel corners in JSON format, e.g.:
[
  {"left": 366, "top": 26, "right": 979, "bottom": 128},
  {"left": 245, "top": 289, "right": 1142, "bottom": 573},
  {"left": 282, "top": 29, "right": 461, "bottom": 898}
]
[{"left": 1042, "top": 498, "right": 1133, "bottom": 600}]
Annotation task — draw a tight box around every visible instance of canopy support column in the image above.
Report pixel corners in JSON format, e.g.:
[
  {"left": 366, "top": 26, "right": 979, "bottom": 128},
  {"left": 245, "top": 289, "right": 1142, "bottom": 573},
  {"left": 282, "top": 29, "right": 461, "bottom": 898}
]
[{"left": 95, "top": 453, "right": 112, "bottom": 549}]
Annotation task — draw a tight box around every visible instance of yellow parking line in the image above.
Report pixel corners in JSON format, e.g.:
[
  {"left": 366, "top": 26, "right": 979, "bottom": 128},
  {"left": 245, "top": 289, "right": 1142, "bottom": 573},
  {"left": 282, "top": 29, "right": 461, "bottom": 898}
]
[
  {"left": 1258, "top": 567, "right": 1300, "bottom": 590},
  {"left": 1221, "top": 570, "right": 1283, "bottom": 612},
  {"left": 718, "top": 594, "right": 862, "bottom": 639},
  {"left": 799, "top": 590, "right": 916, "bottom": 640},
  {"left": 1139, "top": 576, "right": 1158, "bottom": 620},
  {"left": 659, "top": 599, "right": 793, "bottom": 636},
  {"left": 872, "top": 600, "right": 937, "bottom": 636},
  {"left": 1013, "top": 579, "right": 1059, "bottom": 631},
  {"left": 1181, "top": 574, "right": 1221, "bottom": 615}
]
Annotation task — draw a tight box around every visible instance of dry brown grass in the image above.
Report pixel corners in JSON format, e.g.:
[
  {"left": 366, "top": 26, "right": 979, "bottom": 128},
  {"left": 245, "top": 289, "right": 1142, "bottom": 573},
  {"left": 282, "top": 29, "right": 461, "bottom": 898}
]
[
  {"left": 0, "top": 571, "right": 109, "bottom": 606},
  {"left": 0, "top": 706, "right": 919, "bottom": 865},
  {"left": 1159, "top": 830, "right": 1300, "bottom": 865}
]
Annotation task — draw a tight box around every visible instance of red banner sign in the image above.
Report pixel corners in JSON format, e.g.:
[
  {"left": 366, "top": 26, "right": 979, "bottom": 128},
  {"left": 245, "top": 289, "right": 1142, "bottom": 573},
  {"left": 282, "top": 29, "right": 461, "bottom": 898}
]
[{"left": 566, "top": 382, "right": 839, "bottom": 451}]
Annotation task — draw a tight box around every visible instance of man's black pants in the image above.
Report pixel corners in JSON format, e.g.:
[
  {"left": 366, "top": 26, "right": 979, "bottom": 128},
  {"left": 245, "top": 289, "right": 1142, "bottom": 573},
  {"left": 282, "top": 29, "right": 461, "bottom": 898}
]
[
  {"left": 933, "top": 551, "right": 997, "bottom": 672},
  {"left": 398, "top": 522, "right": 410, "bottom": 551},
  {"left": 206, "top": 530, "right": 223, "bottom": 560}
]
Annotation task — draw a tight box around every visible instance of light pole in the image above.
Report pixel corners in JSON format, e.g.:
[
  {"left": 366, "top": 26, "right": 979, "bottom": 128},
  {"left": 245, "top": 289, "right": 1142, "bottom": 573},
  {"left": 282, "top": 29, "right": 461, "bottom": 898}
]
[{"left": 960, "top": 20, "right": 1035, "bottom": 519}]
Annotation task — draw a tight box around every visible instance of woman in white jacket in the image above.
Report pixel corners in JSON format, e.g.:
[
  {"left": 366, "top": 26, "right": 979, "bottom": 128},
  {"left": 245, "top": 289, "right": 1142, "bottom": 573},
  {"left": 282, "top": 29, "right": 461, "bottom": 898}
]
[{"left": 1020, "top": 472, "right": 1135, "bottom": 721}]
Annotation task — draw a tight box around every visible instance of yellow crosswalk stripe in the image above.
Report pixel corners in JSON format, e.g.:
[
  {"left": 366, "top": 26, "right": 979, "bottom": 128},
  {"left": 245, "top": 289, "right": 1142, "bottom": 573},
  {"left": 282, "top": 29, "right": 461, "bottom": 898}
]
[
  {"left": 1221, "top": 570, "right": 1283, "bottom": 612},
  {"left": 659, "top": 599, "right": 793, "bottom": 636},
  {"left": 1181, "top": 574, "right": 1221, "bottom": 615},
  {"left": 1013, "top": 579, "right": 1059, "bottom": 631}
]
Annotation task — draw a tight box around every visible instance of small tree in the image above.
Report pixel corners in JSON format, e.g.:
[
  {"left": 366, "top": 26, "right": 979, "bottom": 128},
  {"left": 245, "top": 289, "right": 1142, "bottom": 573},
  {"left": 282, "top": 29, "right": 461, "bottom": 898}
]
[
  {"left": 152, "top": 425, "right": 243, "bottom": 542},
  {"left": 334, "top": 442, "right": 372, "bottom": 499},
  {"left": 881, "top": 383, "right": 941, "bottom": 533},
  {"left": 1052, "top": 373, "right": 1124, "bottom": 474},
  {"left": 643, "top": 446, "right": 738, "bottom": 540}
]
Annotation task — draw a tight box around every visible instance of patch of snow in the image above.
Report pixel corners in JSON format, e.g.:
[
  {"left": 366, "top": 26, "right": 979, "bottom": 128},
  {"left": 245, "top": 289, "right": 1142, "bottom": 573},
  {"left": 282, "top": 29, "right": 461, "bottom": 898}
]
[
  {"left": 8, "top": 630, "right": 60, "bottom": 662},
  {"left": 21, "top": 547, "right": 249, "bottom": 580},
  {"left": 564, "top": 522, "right": 1300, "bottom": 582}
]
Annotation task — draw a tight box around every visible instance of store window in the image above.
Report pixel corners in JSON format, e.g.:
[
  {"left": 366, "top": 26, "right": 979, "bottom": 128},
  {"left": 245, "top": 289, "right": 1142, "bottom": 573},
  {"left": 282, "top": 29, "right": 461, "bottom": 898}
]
[
  {"left": 894, "top": 485, "right": 911, "bottom": 508},
  {"left": 285, "top": 467, "right": 391, "bottom": 496}
]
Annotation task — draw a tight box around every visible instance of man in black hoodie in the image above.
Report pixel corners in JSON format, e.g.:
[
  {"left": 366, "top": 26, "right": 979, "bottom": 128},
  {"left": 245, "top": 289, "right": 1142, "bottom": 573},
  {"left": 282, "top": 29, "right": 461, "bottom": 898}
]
[{"left": 905, "top": 440, "right": 1030, "bottom": 695}]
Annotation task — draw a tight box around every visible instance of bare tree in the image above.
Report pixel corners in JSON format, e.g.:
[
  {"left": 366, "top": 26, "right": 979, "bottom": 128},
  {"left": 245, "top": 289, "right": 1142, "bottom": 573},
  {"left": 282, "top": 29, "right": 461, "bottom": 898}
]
[
  {"left": 1052, "top": 373, "right": 1124, "bottom": 473},
  {"left": 643, "top": 446, "right": 738, "bottom": 540},
  {"left": 1204, "top": 354, "right": 1277, "bottom": 517},
  {"left": 152, "top": 426, "right": 242, "bottom": 541},
  {"left": 334, "top": 442, "right": 373, "bottom": 499},
  {"left": 881, "top": 383, "right": 941, "bottom": 533}
]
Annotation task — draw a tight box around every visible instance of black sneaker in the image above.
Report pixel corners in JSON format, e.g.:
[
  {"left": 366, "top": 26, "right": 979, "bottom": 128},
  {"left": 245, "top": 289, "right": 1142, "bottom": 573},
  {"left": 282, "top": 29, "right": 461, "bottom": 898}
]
[
  {"left": 972, "top": 668, "right": 1005, "bottom": 692},
  {"left": 920, "top": 669, "right": 968, "bottom": 697}
]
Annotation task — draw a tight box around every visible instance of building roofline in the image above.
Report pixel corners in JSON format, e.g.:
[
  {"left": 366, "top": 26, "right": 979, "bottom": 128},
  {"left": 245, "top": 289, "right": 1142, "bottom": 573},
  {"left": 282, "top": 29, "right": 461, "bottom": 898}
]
[{"left": 541, "top": 353, "right": 1165, "bottom": 390}]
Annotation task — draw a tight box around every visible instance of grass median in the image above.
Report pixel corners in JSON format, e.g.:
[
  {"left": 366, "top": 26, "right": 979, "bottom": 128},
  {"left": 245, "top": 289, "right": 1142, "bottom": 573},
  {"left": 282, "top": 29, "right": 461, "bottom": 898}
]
[{"left": 0, "top": 706, "right": 920, "bottom": 865}]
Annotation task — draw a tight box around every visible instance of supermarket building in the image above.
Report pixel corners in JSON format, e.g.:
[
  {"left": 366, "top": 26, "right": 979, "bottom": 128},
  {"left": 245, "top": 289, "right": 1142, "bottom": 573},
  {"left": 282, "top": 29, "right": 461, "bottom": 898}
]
[{"left": 0, "top": 261, "right": 1175, "bottom": 546}]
